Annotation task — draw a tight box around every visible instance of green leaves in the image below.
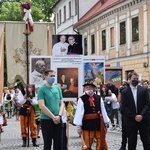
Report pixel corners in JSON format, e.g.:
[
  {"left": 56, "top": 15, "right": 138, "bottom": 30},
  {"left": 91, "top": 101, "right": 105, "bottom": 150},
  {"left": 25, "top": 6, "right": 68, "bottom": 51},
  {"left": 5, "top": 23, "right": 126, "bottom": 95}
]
[{"left": 0, "top": 0, "right": 57, "bottom": 22}]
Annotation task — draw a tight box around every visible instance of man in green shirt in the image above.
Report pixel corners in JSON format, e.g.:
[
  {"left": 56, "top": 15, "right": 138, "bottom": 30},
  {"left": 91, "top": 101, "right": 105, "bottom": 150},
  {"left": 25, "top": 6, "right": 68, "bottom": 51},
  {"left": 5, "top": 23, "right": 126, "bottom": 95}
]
[{"left": 38, "top": 69, "right": 64, "bottom": 150}]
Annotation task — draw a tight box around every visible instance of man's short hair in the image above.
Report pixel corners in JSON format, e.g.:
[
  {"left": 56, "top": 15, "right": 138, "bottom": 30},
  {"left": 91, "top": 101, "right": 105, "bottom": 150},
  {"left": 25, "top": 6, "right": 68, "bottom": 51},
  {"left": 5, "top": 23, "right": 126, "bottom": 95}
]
[
  {"left": 128, "top": 71, "right": 138, "bottom": 79},
  {"left": 35, "top": 60, "right": 45, "bottom": 68},
  {"left": 44, "top": 69, "right": 54, "bottom": 76},
  {"left": 68, "top": 35, "right": 75, "bottom": 39},
  {"left": 143, "top": 80, "right": 149, "bottom": 84},
  {"left": 60, "top": 35, "right": 66, "bottom": 39}
]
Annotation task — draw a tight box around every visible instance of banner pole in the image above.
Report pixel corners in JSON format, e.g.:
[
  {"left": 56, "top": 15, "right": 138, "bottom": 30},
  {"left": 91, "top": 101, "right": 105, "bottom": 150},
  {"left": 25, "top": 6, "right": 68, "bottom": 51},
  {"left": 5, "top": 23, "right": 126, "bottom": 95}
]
[{"left": 23, "top": 23, "right": 30, "bottom": 147}]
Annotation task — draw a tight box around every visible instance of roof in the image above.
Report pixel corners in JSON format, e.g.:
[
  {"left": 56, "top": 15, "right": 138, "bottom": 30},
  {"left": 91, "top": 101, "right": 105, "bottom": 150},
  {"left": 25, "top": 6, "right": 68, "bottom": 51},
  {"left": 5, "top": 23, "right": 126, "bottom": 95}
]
[{"left": 74, "top": 0, "right": 125, "bottom": 28}]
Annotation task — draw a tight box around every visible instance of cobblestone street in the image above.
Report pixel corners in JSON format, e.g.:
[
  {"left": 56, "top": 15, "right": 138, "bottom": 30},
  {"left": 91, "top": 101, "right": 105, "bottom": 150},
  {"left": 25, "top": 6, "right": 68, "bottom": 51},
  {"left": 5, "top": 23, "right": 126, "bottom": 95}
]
[{"left": 0, "top": 117, "right": 142, "bottom": 150}]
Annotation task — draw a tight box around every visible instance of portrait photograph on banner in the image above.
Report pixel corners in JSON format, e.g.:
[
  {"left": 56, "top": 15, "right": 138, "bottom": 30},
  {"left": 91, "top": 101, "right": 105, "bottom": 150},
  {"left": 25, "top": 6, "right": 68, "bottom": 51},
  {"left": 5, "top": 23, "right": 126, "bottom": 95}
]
[
  {"left": 52, "top": 56, "right": 83, "bottom": 101},
  {"left": 26, "top": 84, "right": 35, "bottom": 98},
  {"left": 52, "top": 34, "right": 83, "bottom": 56},
  {"left": 29, "top": 56, "right": 51, "bottom": 88},
  {"left": 83, "top": 56, "right": 105, "bottom": 87},
  {"left": 57, "top": 67, "right": 78, "bottom": 98}
]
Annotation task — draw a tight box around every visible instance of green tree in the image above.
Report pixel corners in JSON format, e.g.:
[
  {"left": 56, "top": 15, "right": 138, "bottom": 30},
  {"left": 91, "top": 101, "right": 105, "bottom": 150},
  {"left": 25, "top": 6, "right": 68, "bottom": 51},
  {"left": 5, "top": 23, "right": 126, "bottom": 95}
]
[
  {"left": 0, "top": 1, "right": 45, "bottom": 21},
  {"left": 0, "top": 0, "right": 57, "bottom": 22},
  {"left": 32, "top": 0, "right": 57, "bottom": 22}
]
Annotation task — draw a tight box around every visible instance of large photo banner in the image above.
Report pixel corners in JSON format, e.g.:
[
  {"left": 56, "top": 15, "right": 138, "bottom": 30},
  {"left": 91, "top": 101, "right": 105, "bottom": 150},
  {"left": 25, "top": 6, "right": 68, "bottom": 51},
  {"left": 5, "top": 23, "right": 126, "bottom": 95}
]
[
  {"left": 52, "top": 55, "right": 83, "bottom": 101},
  {"left": 52, "top": 35, "right": 83, "bottom": 56},
  {"left": 29, "top": 56, "right": 52, "bottom": 88},
  {"left": 83, "top": 56, "right": 105, "bottom": 88},
  {"left": 29, "top": 55, "right": 105, "bottom": 99}
]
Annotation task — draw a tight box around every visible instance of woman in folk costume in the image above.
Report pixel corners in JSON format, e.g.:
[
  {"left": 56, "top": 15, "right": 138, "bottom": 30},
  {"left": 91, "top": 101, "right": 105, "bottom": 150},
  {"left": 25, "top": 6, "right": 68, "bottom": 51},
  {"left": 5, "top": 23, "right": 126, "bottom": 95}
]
[
  {"left": 2, "top": 87, "right": 9, "bottom": 126},
  {"left": 4, "top": 90, "right": 13, "bottom": 119},
  {"left": 73, "top": 83, "right": 110, "bottom": 150},
  {"left": 12, "top": 89, "right": 21, "bottom": 121},
  {"left": 18, "top": 87, "right": 39, "bottom": 147}
]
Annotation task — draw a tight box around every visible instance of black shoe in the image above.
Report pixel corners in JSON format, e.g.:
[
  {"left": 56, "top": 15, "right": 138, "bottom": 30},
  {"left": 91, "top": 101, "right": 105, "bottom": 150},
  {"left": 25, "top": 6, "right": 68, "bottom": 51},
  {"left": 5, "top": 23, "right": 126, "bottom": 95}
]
[
  {"left": 33, "top": 143, "right": 39, "bottom": 147},
  {"left": 22, "top": 137, "right": 26, "bottom": 147},
  {"left": 119, "top": 146, "right": 126, "bottom": 150},
  {"left": 32, "top": 138, "right": 39, "bottom": 147},
  {"left": 22, "top": 141, "right": 26, "bottom": 147}
]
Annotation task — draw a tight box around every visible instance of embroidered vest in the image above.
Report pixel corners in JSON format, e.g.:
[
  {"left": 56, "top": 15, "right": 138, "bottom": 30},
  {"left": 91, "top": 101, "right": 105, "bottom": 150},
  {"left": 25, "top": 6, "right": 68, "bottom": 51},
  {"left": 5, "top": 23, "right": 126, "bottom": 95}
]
[{"left": 81, "top": 94, "right": 101, "bottom": 130}]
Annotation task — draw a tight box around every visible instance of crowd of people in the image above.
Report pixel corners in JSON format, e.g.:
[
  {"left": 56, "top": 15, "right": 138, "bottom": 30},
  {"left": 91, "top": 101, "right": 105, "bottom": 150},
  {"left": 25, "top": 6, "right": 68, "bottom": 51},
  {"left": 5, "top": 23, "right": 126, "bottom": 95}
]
[
  {"left": 0, "top": 70, "right": 149, "bottom": 150},
  {"left": 0, "top": 85, "right": 40, "bottom": 147}
]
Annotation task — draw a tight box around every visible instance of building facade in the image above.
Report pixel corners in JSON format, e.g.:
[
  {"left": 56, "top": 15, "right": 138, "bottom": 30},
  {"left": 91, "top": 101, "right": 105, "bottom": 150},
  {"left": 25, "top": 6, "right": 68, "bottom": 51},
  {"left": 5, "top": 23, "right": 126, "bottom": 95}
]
[
  {"left": 74, "top": 0, "right": 150, "bottom": 80},
  {"left": 51, "top": 0, "right": 98, "bottom": 34},
  {"left": 51, "top": 0, "right": 79, "bottom": 34}
]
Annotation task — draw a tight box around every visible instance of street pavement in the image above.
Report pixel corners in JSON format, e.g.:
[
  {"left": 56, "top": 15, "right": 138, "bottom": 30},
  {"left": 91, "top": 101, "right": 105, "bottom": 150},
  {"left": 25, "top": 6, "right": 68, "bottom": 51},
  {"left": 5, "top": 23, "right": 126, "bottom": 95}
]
[{"left": 0, "top": 117, "right": 143, "bottom": 150}]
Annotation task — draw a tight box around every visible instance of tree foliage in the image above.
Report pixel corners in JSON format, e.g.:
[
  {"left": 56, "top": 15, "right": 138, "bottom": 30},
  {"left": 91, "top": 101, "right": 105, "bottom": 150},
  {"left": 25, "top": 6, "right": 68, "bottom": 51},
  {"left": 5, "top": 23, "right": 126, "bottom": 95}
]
[
  {"left": 32, "top": 0, "right": 57, "bottom": 21},
  {"left": 0, "top": 0, "right": 57, "bottom": 22}
]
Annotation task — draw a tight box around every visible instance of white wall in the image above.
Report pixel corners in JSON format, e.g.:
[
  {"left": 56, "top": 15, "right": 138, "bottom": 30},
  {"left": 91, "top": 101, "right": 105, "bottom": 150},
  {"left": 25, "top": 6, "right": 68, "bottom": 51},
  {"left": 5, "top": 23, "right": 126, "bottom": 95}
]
[
  {"left": 53, "top": 0, "right": 78, "bottom": 34},
  {"left": 79, "top": 0, "right": 99, "bottom": 19}
]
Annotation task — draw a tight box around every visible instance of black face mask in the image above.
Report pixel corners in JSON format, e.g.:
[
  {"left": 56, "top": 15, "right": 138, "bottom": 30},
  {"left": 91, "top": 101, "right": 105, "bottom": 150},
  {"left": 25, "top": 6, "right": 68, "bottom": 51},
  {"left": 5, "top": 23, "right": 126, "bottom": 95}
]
[{"left": 132, "top": 79, "right": 138, "bottom": 86}]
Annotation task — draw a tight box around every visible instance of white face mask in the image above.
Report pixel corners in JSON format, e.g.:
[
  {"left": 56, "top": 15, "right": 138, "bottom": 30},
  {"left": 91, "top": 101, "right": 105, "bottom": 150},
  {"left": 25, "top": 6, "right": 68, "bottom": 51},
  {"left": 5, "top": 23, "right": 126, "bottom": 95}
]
[{"left": 85, "top": 90, "right": 94, "bottom": 96}]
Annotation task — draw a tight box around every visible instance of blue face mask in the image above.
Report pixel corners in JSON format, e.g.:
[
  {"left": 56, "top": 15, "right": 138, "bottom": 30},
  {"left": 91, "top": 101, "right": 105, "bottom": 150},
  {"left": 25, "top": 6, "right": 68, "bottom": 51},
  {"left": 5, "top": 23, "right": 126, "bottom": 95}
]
[{"left": 48, "top": 77, "right": 55, "bottom": 84}]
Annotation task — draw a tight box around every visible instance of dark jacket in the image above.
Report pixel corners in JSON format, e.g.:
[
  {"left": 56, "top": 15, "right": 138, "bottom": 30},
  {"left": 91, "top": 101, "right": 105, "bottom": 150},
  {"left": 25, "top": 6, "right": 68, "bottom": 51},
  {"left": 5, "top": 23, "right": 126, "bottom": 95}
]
[{"left": 121, "top": 85, "right": 149, "bottom": 127}]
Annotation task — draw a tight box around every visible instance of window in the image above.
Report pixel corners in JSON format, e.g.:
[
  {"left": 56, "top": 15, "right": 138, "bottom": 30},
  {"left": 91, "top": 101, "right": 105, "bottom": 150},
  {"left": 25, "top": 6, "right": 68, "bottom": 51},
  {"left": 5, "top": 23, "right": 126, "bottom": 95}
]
[
  {"left": 91, "top": 35, "right": 95, "bottom": 54},
  {"left": 132, "top": 17, "right": 139, "bottom": 42},
  {"left": 84, "top": 37, "right": 88, "bottom": 55},
  {"left": 75, "top": 0, "right": 78, "bottom": 15},
  {"left": 69, "top": 1, "right": 71, "bottom": 18},
  {"left": 120, "top": 21, "right": 126, "bottom": 44},
  {"left": 64, "top": 6, "right": 66, "bottom": 22},
  {"left": 57, "top": 13, "right": 59, "bottom": 26},
  {"left": 102, "top": 30, "right": 106, "bottom": 50},
  {"left": 59, "top": 10, "right": 61, "bottom": 25},
  {"left": 110, "top": 27, "right": 114, "bottom": 47}
]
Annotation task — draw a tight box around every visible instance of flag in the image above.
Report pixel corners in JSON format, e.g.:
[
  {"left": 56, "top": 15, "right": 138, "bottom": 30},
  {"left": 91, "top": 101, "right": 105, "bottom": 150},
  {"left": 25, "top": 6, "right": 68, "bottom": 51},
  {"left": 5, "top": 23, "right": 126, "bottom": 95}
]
[
  {"left": 21, "top": 2, "right": 34, "bottom": 32},
  {"left": 0, "top": 23, "right": 4, "bottom": 104},
  {"left": 5, "top": 22, "right": 48, "bottom": 86}
]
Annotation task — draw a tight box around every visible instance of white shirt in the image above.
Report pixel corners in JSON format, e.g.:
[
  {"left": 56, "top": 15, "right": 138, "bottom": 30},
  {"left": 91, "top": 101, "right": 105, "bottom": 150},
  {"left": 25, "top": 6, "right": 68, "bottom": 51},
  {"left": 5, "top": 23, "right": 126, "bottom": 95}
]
[
  {"left": 0, "top": 115, "right": 3, "bottom": 125},
  {"left": 30, "top": 70, "right": 46, "bottom": 88},
  {"left": 73, "top": 97, "right": 110, "bottom": 127},
  {"left": 52, "top": 42, "right": 69, "bottom": 56},
  {"left": 18, "top": 90, "right": 38, "bottom": 105},
  {"left": 62, "top": 108, "right": 67, "bottom": 123},
  {"left": 105, "top": 93, "right": 119, "bottom": 109},
  {"left": 130, "top": 85, "right": 137, "bottom": 112}
]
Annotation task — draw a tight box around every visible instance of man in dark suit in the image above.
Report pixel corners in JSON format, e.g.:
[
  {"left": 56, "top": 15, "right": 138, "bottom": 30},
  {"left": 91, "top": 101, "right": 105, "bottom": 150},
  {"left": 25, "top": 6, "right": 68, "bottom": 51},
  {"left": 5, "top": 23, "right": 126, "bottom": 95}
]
[
  {"left": 121, "top": 71, "right": 149, "bottom": 150},
  {"left": 143, "top": 80, "right": 150, "bottom": 148},
  {"left": 67, "top": 35, "right": 82, "bottom": 55}
]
